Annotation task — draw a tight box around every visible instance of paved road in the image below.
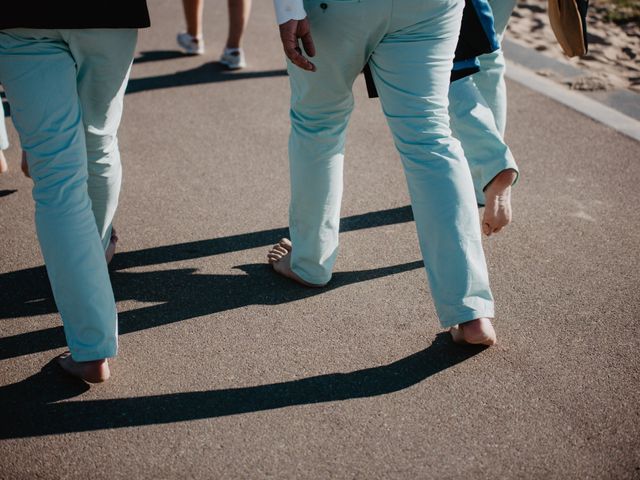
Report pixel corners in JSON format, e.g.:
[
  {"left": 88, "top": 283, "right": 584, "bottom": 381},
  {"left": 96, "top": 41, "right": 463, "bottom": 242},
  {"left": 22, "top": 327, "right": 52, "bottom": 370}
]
[{"left": 1, "top": 1, "right": 639, "bottom": 478}]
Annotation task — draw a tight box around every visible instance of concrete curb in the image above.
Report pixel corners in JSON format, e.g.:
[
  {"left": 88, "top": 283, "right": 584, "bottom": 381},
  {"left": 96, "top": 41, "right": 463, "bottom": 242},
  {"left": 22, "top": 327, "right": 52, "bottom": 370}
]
[
  {"left": 503, "top": 38, "right": 640, "bottom": 142},
  {"left": 505, "top": 60, "right": 640, "bottom": 143}
]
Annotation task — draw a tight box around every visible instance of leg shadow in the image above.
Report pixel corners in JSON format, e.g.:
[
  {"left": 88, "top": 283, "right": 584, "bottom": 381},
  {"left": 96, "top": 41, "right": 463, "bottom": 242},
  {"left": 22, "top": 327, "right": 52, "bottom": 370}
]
[
  {"left": 126, "top": 62, "right": 288, "bottom": 94},
  {"left": 0, "top": 206, "right": 416, "bottom": 359},
  {"left": 133, "top": 50, "right": 188, "bottom": 64},
  {"left": 0, "top": 260, "right": 424, "bottom": 360},
  {"left": 0, "top": 333, "right": 486, "bottom": 439}
]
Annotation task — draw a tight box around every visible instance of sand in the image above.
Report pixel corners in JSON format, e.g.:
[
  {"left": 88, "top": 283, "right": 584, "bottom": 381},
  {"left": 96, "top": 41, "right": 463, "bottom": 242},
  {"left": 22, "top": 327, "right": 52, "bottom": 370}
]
[{"left": 507, "top": 0, "right": 640, "bottom": 92}]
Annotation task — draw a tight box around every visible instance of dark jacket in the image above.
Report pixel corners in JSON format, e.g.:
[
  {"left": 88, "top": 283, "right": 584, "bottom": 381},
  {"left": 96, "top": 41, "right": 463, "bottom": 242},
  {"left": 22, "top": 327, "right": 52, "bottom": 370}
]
[
  {"left": 1, "top": 1, "right": 150, "bottom": 29},
  {"left": 451, "top": 0, "right": 500, "bottom": 81},
  {"left": 364, "top": 0, "right": 500, "bottom": 98}
]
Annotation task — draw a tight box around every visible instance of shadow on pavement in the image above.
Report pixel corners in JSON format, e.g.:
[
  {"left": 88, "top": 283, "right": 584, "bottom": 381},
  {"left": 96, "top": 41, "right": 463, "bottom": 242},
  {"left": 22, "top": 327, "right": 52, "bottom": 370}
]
[
  {"left": 1, "top": 92, "right": 9, "bottom": 116},
  {"left": 112, "top": 205, "right": 413, "bottom": 271},
  {"left": 0, "top": 206, "right": 417, "bottom": 360},
  {"left": 0, "top": 334, "right": 485, "bottom": 439},
  {"left": 126, "top": 57, "right": 288, "bottom": 94},
  {"left": 133, "top": 50, "right": 188, "bottom": 64},
  {"left": 0, "top": 261, "right": 423, "bottom": 361}
]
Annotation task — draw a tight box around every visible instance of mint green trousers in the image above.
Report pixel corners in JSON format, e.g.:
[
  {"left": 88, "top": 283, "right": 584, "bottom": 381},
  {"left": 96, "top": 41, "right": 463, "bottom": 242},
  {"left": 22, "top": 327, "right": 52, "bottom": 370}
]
[
  {"left": 448, "top": 0, "right": 519, "bottom": 205},
  {"left": 287, "top": 0, "right": 494, "bottom": 327},
  {"left": 0, "top": 29, "right": 137, "bottom": 360}
]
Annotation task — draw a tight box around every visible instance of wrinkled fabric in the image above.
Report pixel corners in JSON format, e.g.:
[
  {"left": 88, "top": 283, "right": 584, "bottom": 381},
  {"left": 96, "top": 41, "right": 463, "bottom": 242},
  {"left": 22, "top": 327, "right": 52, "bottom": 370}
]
[{"left": 287, "top": 0, "right": 494, "bottom": 327}]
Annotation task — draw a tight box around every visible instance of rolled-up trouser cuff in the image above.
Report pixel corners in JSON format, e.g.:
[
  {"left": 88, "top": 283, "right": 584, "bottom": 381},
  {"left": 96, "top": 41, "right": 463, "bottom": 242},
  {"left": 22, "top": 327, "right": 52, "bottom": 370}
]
[
  {"left": 438, "top": 307, "right": 495, "bottom": 329},
  {"left": 68, "top": 343, "right": 117, "bottom": 362}
]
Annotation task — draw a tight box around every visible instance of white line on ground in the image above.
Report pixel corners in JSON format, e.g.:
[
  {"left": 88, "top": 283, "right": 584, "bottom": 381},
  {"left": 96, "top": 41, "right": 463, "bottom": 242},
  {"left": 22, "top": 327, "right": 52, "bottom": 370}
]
[{"left": 505, "top": 61, "right": 640, "bottom": 143}]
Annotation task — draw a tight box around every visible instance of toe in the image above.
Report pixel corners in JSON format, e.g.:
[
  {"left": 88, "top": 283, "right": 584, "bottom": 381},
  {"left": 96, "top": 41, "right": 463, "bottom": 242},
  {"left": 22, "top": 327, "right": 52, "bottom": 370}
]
[
  {"left": 269, "top": 245, "right": 289, "bottom": 255},
  {"left": 271, "top": 246, "right": 289, "bottom": 256},
  {"left": 278, "top": 238, "right": 292, "bottom": 251},
  {"left": 267, "top": 253, "right": 281, "bottom": 263}
]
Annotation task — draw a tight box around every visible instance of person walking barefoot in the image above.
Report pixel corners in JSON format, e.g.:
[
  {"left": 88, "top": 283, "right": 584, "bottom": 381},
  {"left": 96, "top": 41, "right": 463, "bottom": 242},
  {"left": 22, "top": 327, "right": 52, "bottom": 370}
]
[
  {"left": 449, "top": 0, "right": 520, "bottom": 237},
  {"left": 1, "top": 0, "right": 150, "bottom": 382},
  {"left": 269, "top": 0, "right": 500, "bottom": 347}
]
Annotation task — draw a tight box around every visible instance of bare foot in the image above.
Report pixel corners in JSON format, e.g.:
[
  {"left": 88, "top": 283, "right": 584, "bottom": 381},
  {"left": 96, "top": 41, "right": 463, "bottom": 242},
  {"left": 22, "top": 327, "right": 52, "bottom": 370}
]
[
  {"left": 267, "top": 238, "right": 326, "bottom": 288},
  {"left": 0, "top": 150, "right": 7, "bottom": 174},
  {"left": 482, "top": 169, "right": 517, "bottom": 236},
  {"left": 57, "top": 351, "right": 111, "bottom": 383},
  {"left": 105, "top": 227, "right": 118, "bottom": 264},
  {"left": 450, "top": 318, "right": 497, "bottom": 346},
  {"left": 21, "top": 151, "right": 30, "bottom": 178}
]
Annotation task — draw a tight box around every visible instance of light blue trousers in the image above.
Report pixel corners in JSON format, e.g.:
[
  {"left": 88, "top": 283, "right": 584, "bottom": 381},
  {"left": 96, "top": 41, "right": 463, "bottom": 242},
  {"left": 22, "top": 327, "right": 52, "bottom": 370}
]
[
  {"left": 448, "top": 0, "right": 518, "bottom": 205},
  {"left": 0, "top": 104, "right": 8, "bottom": 150},
  {"left": 288, "top": 0, "right": 494, "bottom": 327},
  {"left": 0, "top": 29, "right": 137, "bottom": 361}
]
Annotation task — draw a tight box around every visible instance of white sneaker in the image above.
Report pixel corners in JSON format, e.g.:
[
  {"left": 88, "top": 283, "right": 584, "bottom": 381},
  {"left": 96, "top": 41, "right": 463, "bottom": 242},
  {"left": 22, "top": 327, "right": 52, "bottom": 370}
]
[
  {"left": 220, "top": 48, "right": 247, "bottom": 70},
  {"left": 177, "top": 32, "right": 205, "bottom": 55}
]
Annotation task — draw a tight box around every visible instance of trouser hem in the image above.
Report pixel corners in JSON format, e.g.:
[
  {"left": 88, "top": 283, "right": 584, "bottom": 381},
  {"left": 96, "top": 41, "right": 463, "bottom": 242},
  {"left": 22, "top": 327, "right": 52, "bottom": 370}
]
[
  {"left": 477, "top": 166, "right": 520, "bottom": 207},
  {"left": 68, "top": 346, "right": 117, "bottom": 362},
  {"left": 290, "top": 265, "right": 331, "bottom": 287},
  {"left": 439, "top": 309, "right": 495, "bottom": 329}
]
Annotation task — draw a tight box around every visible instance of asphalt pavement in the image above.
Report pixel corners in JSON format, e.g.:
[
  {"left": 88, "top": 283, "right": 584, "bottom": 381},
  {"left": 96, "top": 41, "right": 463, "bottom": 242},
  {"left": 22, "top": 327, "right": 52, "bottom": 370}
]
[{"left": 1, "top": 1, "right": 639, "bottom": 478}]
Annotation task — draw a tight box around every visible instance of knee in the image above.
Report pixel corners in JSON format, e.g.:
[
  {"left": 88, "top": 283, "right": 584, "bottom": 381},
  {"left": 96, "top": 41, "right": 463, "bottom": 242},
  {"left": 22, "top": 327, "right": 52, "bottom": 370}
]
[
  {"left": 290, "top": 95, "right": 353, "bottom": 137},
  {"left": 84, "top": 131, "right": 118, "bottom": 157},
  {"left": 32, "top": 165, "right": 89, "bottom": 213}
]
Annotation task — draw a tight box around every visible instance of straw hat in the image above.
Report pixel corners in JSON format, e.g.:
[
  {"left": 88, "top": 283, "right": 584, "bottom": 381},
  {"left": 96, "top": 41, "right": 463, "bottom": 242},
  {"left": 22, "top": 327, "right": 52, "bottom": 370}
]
[{"left": 548, "top": 0, "right": 590, "bottom": 57}]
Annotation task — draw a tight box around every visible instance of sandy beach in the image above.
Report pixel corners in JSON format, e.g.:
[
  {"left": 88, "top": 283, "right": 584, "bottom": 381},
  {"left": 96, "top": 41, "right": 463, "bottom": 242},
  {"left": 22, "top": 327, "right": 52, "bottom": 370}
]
[{"left": 507, "top": 0, "right": 640, "bottom": 92}]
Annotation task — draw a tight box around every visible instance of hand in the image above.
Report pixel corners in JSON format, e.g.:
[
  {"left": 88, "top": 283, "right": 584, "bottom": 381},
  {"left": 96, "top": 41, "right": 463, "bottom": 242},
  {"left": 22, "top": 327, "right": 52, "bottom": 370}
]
[{"left": 279, "top": 18, "right": 316, "bottom": 72}]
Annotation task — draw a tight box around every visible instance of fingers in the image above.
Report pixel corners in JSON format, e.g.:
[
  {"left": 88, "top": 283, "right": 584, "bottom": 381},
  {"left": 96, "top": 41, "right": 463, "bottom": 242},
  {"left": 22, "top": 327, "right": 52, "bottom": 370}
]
[
  {"left": 299, "top": 28, "right": 316, "bottom": 58},
  {"left": 279, "top": 19, "right": 316, "bottom": 72}
]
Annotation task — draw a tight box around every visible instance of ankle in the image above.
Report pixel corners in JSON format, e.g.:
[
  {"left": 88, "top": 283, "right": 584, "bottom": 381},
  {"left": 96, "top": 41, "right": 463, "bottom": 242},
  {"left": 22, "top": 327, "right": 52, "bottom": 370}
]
[
  {"left": 85, "top": 359, "right": 110, "bottom": 382},
  {"left": 486, "top": 169, "right": 517, "bottom": 192}
]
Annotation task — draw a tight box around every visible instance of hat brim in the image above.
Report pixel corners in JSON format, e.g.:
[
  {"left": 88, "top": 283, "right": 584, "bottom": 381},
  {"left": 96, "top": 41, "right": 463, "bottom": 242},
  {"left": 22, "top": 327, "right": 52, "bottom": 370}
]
[{"left": 548, "top": 0, "right": 589, "bottom": 57}]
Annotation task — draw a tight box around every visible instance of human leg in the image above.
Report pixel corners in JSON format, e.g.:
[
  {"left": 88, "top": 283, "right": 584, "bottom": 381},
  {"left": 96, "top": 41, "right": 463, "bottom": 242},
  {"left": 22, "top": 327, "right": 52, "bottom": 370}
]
[
  {"left": 182, "top": 0, "right": 204, "bottom": 39},
  {"left": 370, "top": 0, "right": 495, "bottom": 330},
  {"left": 271, "top": 1, "right": 384, "bottom": 285},
  {"left": 178, "top": 0, "right": 205, "bottom": 54},
  {"left": 226, "top": 0, "right": 251, "bottom": 49},
  {"left": 64, "top": 29, "right": 138, "bottom": 253},
  {"left": 449, "top": 76, "right": 517, "bottom": 203},
  {"left": 279, "top": 68, "right": 353, "bottom": 285},
  {"left": 473, "top": 0, "right": 518, "bottom": 135},
  {"left": 220, "top": 0, "right": 252, "bottom": 69},
  {"left": 447, "top": 0, "right": 519, "bottom": 232},
  {"left": 0, "top": 29, "right": 118, "bottom": 368}
]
